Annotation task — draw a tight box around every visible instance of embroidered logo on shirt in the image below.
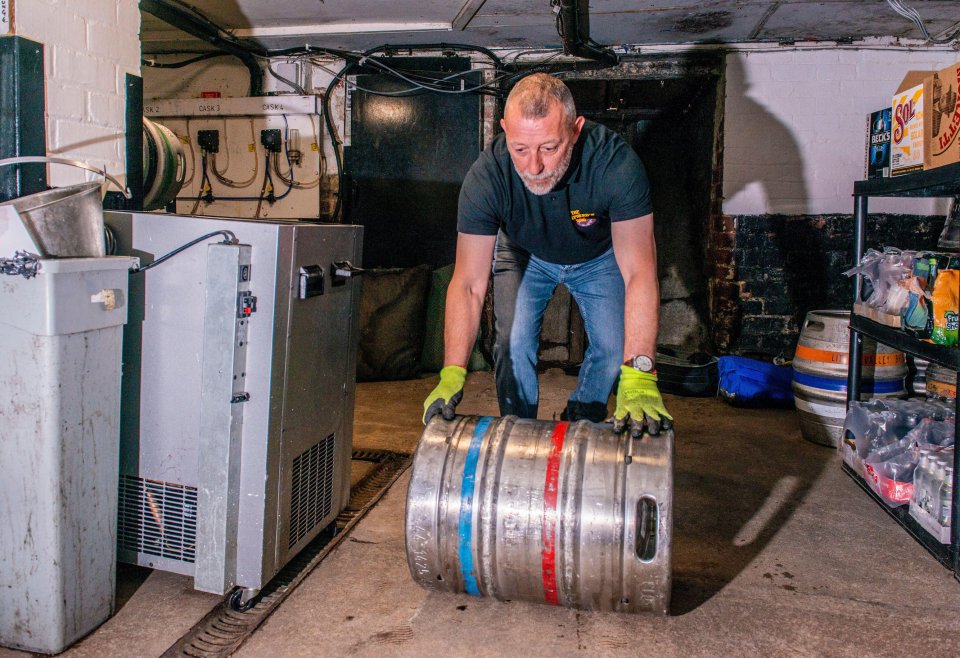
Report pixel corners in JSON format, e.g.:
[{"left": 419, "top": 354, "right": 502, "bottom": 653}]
[{"left": 569, "top": 209, "right": 598, "bottom": 227}]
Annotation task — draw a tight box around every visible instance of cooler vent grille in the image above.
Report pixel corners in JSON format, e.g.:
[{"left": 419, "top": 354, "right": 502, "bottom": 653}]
[
  {"left": 289, "top": 433, "right": 336, "bottom": 549},
  {"left": 118, "top": 475, "right": 198, "bottom": 563}
]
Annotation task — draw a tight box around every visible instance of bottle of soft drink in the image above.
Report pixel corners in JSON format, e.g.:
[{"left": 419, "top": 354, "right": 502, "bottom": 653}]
[
  {"left": 928, "top": 460, "right": 948, "bottom": 514},
  {"left": 938, "top": 481, "right": 954, "bottom": 528},
  {"left": 914, "top": 454, "right": 932, "bottom": 510}
]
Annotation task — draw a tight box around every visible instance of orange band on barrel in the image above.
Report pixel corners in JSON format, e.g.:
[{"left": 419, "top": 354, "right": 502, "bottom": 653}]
[
  {"left": 794, "top": 344, "right": 904, "bottom": 367},
  {"left": 926, "top": 379, "right": 957, "bottom": 399}
]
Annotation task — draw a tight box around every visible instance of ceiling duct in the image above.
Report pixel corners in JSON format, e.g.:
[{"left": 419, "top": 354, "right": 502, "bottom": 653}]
[{"left": 557, "top": 0, "right": 619, "bottom": 67}]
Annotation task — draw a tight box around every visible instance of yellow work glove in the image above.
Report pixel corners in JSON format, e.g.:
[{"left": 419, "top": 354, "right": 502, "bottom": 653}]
[
  {"left": 422, "top": 365, "right": 467, "bottom": 424},
  {"left": 613, "top": 366, "right": 673, "bottom": 437}
]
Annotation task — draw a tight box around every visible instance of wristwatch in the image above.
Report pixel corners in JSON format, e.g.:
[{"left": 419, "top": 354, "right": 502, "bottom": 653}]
[{"left": 625, "top": 354, "right": 655, "bottom": 373}]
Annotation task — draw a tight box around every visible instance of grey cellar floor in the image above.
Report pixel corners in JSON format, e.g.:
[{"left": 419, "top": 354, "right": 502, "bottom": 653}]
[{"left": 4, "top": 369, "right": 960, "bottom": 658}]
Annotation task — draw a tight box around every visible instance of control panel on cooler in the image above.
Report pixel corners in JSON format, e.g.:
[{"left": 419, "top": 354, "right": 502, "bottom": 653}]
[
  {"left": 144, "top": 96, "right": 326, "bottom": 219},
  {"left": 233, "top": 258, "right": 256, "bottom": 405}
]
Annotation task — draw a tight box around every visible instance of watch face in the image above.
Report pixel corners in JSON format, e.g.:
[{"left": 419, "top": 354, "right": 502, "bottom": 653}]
[{"left": 632, "top": 355, "right": 654, "bottom": 372}]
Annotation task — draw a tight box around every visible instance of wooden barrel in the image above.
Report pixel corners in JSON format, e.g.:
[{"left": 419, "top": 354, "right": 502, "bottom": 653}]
[
  {"left": 405, "top": 415, "right": 673, "bottom": 614},
  {"left": 792, "top": 310, "right": 906, "bottom": 447}
]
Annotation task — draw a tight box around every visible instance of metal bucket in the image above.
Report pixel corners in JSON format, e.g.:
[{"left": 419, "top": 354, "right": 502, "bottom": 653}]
[
  {"left": 0, "top": 182, "right": 105, "bottom": 257},
  {"left": 0, "top": 156, "right": 131, "bottom": 258},
  {"left": 405, "top": 415, "right": 673, "bottom": 614},
  {"left": 792, "top": 310, "right": 906, "bottom": 447}
]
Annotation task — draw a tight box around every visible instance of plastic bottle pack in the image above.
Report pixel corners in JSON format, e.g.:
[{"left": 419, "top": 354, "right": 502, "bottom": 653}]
[{"left": 842, "top": 399, "right": 955, "bottom": 506}]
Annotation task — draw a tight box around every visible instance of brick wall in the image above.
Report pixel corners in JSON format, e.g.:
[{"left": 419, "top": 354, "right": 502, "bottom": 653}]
[
  {"left": 14, "top": 0, "right": 140, "bottom": 187},
  {"left": 709, "top": 213, "right": 943, "bottom": 356}
]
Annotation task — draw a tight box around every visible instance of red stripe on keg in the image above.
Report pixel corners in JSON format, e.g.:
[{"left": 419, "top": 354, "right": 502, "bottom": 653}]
[
  {"left": 794, "top": 344, "right": 904, "bottom": 366},
  {"left": 541, "top": 421, "right": 569, "bottom": 606}
]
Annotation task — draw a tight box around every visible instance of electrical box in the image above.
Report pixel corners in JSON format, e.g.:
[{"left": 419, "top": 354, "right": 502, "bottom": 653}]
[
  {"left": 260, "top": 129, "right": 282, "bottom": 153},
  {"left": 144, "top": 96, "right": 326, "bottom": 219},
  {"left": 197, "top": 129, "right": 220, "bottom": 153}
]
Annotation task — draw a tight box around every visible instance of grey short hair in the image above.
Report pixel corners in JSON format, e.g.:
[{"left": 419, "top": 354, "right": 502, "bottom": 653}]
[{"left": 504, "top": 73, "right": 577, "bottom": 125}]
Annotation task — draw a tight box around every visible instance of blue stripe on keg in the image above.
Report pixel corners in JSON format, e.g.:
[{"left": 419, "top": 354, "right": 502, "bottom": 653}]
[
  {"left": 792, "top": 371, "right": 903, "bottom": 394},
  {"left": 457, "top": 416, "right": 492, "bottom": 596}
]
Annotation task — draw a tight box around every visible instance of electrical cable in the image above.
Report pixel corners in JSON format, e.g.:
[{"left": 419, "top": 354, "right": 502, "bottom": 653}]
[
  {"left": 140, "top": 0, "right": 265, "bottom": 94},
  {"left": 319, "top": 42, "right": 511, "bottom": 221},
  {"left": 132, "top": 230, "right": 237, "bottom": 273},
  {"left": 886, "top": 0, "right": 960, "bottom": 44},
  {"left": 254, "top": 154, "right": 270, "bottom": 218},
  {"left": 272, "top": 152, "right": 319, "bottom": 189},
  {"left": 351, "top": 58, "right": 512, "bottom": 95},
  {"left": 183, "top": 151, "right": 265, "bottom": 205},
  {"left": 252, "top": 152, "right": 294, "bottom": 218},
  {"left": 272, "top": 114, "right": 320, "bottom": 189},
  {"left": 311, "top": 113, "right": 326, "bottom": 180},
  {"left": 267, "top": 62, "right": 307, "bottom": 94},
  {"left": 210, "top": 119, "right": 259, "bottom": 188},
  {"left": 190, "top": 152, "right": 211, "bottom": 214},
  {"left": 141, "top": 7, "right": 512, "bottom": 221},
  {"left": 322, "top": 64, "right": 351, "bottom": 222},
  {"left": 272, "top": 151, "right": 294, "bottom": 200},
  {"left": 142, "top": 52, "right": 229, "bottom": 68},
  {"left": 309, "top": 59, "right": 501, "bottom": 97}
]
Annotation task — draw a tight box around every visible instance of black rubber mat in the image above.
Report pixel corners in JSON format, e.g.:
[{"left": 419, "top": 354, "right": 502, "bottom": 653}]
[{"left": 161, "top": 449, "right": 411, "bottom": 658}]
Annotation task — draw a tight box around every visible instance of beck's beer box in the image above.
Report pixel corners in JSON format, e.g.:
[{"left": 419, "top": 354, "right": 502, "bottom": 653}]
[
  {"left": 866, "top": 108, "right": 892, "bottom": 179},
  {"left": 892, "top": 71, "right": 934, "bottom": 176},
  {"left": 924, "top": 62, "right": 960, "bottom": 171}
]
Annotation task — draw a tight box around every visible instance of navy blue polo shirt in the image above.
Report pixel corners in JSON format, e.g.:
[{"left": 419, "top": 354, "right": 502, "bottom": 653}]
[{"left": 457, "top": 120, "right": 652, "bottom": 265}]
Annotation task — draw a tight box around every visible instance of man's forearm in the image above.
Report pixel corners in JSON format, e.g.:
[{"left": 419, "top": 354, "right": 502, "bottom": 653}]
[
  {"left": 623, "top": 273, "right": 659, "bottom": 361},
  {"left": 443, "top": 280, "right": 485, "bottom": 368}
]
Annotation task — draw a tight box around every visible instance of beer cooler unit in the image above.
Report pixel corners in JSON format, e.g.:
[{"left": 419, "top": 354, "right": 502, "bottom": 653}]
[{"left": 105, "top": 211, "right": 362, "bottom": 597}]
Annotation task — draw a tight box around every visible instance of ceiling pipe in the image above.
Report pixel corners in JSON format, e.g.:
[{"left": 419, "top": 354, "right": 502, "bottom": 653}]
[
  {"left": 557, "top": 0, "right": 619, "bottom": 66},
  {"left": 139, "top": 0, "right": 265, "bottom": 96}
]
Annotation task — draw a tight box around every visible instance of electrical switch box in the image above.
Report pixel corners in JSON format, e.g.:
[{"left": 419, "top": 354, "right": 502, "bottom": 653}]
[
  {"left": 260, "top": 129, "right": 282, "bottom": 153},
  {"left": 197, "top": 129, "right": 220, "bottom": 153}
]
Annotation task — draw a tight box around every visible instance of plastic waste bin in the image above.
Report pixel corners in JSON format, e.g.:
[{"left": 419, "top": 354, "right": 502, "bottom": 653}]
[{"left": 0, "top": 255, "right": 134, "bottom": 654}]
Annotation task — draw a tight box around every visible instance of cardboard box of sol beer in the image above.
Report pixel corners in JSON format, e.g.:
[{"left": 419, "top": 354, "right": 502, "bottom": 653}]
[
  {"left": 924, "top": 62, "right": 960, "bottom": 170},
  {"left": 891, "top": 71, "right": 934, "bottom": 176}
]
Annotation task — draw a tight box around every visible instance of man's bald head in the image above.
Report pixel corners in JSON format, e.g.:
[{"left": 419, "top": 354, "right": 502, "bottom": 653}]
[{"left": 504, "top": 73, "right": 577, "bottom": 126}]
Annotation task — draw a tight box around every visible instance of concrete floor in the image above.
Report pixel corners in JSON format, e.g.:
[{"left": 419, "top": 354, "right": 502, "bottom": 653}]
[{"left": 4, "top": 369, "right": 960, "bottom": 657}]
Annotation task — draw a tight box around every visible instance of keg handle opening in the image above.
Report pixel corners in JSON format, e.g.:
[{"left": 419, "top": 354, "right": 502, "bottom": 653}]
[
  {"left": 635, "top": 495, "right": 659, "bottom": 563},
  {"left": 803, "top": 320, "right": 826, "bottom": 332}
]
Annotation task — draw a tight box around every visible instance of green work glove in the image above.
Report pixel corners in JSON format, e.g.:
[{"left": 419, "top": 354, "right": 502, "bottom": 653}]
[
  {"left": 613, "top": 366, "right": 673, "bottom": 437},
  {"left": 423, "top": 365, "right": 467, "bottom": 424}
]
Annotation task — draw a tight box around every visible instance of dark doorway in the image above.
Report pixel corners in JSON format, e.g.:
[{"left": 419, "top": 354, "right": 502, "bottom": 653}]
[
  {"left": 565, "top": 73, "right": 720, "bottom": 351},
  {"left": 343, "top": 59, "right": 482, "bottom": 269}
]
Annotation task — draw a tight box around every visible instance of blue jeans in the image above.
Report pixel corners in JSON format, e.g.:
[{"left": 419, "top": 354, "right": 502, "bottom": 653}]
[{"left": 492, "top": 232, "right": 625, "bottom": 421}]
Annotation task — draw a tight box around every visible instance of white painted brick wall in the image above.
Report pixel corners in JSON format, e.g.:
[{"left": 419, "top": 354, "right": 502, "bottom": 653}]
[
  {"left": 15, "top": 0, "right": 140, "bottom": 188},
  {"left": 724, "top": 48, "right": 959, "bottom": 216}
]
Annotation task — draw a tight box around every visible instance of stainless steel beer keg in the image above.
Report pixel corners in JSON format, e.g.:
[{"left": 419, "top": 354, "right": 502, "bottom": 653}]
[{"left": 405, "top": 415, "right": 673, "bottom": 614}]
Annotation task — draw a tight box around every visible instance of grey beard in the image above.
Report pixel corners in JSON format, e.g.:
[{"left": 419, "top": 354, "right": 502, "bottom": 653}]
[{"left": 517, "top": 145, "right": 574, "bottom": 196}]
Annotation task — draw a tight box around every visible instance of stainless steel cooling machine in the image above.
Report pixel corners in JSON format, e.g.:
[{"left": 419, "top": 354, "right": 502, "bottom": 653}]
[{"left": 105, "top": 211, "right": 362, "bottom": 601}]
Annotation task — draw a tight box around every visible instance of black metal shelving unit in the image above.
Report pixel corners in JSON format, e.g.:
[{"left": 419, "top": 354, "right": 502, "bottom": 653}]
[{"left": 847, "top": 165, "right": 960, "bottom": 579}]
